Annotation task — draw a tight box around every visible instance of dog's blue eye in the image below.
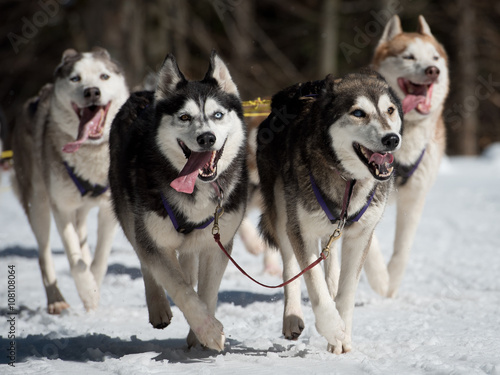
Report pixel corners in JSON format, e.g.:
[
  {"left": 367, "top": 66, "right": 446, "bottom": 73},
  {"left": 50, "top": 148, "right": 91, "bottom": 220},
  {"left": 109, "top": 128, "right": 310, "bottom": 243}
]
[
  {"left": 351, "top": 109, "right": 366, "bottom": 118},
  {"left": 179, "top": 114, "right": 191, "bottom": 122},
  {"left": 214, "top": 112, "right": 224, "bottom": 120},
  {"left": 403, "top": 54, "right": 415, "bottom": 60},
  {"left": 433, "top": 56, "right": 439, "bottom": 61},
  {"left": 70, "top": 75, "right": 81, "bottom": 82},
  {"left": 100, "top": 73, "right": 110, "bottom": 80}
]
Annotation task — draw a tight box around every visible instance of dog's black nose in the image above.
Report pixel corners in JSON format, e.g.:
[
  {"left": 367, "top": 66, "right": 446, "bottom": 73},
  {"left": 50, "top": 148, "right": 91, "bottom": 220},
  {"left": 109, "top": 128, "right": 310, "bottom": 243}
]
[
  {"left": 382, "top": 133, "right": 400, "bottom": 149},
  {"left": 197, "top": 132, "right": 216, "bottom": 148},
  {"left": 84, "top": 87, "right": 101, "bottom": 101},
  {"left": 425, "top": 66, "right": 440, "bottom": 80}
]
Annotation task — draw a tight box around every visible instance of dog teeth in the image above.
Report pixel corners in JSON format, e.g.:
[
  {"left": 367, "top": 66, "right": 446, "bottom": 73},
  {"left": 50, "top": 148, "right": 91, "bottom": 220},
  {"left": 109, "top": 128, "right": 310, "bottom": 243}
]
[{"left": 360, "top": 146, "right": 371, "bottom": 159}]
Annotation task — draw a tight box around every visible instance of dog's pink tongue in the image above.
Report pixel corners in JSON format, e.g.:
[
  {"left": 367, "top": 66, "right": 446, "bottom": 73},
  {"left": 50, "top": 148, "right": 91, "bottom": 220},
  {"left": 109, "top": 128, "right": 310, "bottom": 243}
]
[
  {"left": 62, "top": 108, "right": 103, "bottom": 153},
  {"left": 170, "top": 151, "right": 212, "bottom": 194},
  {"left": 369, "top": 152, "right": 394, "bottom": 166},
  {"left": 402, "top": 95, "right": 426, "bottom": 114}
]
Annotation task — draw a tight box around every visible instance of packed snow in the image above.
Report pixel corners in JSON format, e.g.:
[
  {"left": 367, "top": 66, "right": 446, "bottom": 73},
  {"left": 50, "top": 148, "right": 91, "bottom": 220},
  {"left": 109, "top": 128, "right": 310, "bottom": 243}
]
[{"left": 1, "top": 146, "right": 500, "bottom": 374}]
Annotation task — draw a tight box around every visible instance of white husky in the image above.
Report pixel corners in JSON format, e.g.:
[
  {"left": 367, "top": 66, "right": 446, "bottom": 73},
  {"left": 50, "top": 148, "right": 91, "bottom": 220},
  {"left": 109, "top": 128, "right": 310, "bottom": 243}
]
[{"left": 11, "top": 48, "right": 129, "bottom": 313}]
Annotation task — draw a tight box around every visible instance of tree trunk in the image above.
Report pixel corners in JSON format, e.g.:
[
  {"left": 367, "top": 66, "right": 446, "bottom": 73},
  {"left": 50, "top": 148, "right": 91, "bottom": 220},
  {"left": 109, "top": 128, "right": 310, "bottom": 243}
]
[
  {"left": 456, "top": 0, "right": 479, "bottom": 155},
  {"left": 319, "top": 0, "right": 341, "bottom": 77}
]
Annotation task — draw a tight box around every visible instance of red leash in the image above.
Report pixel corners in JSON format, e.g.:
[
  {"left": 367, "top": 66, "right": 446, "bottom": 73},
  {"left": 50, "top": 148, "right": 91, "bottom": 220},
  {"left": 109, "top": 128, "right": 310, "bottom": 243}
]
[
  {"left": 213, "top": 233, "right": 330, "bottom": 289},
  {"left": 211, "top": 177, "right": 353, "bottom": 289}
]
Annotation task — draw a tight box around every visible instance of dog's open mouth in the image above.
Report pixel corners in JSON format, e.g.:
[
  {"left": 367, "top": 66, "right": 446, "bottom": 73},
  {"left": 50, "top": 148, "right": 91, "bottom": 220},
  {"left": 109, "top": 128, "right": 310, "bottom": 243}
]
[
  {"left": 397, "top": 78, "right": 433, "bottom": 115},
  {"left": 353, "top": 142, "right": 394, "bottom": 180},
  {"left": 62, "top": 102, "right": 112, "bottom": 153},
  {"left": 170, "top": 140, "right": 225, "bottom": 194}
]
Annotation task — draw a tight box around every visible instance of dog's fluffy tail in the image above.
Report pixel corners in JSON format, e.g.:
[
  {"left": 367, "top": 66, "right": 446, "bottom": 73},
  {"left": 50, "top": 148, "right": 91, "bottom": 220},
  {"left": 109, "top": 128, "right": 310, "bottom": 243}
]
[{"left": 11, "top": 84, "right": 53, "bottom": 214}]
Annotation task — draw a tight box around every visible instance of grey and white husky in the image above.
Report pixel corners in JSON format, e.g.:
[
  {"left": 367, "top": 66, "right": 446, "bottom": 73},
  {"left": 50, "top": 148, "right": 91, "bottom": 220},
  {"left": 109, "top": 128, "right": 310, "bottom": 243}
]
[
  {"left": 364, "top": 15, "right": 449, "bottom": 298},
  {"left": 11, "top": 48, "right": 129, "bottom": 313},
  {"left": 257, "top": 71, "right": 403, "bottom": 353},
  {"left": 108, "top": 52, "right": 248, "bottom": 351}
]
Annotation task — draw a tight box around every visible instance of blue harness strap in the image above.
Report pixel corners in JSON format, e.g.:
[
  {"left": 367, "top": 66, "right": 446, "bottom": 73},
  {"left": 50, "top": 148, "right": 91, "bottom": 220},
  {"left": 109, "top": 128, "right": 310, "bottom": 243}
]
[
  {"left": 309, "top": 173, "right": 376, "bottom": 224},
  {"left": 63, "top": 162, "right": 108, "bottom": 197},
  {"left": 160, "top": 192, "right": 215, "bottom": 234},
  {"left": 396, "top": 147, "right": 426, "bottom": 185}
]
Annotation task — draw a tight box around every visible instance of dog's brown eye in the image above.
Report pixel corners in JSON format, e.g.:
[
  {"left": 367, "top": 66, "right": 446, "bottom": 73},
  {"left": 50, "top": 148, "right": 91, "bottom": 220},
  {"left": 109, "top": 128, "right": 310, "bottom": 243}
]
[
  {"left": 70, "top": 75, "right": 81, "bottom": 82},
  {"left": 100, "top": 73, "right": 110, "bottom": 80},
  {"left": 388, "top": 107, "right": 394, "bottom": 115},
  {"left": 179, "top": 114, "right": 191, "bottom": 122}
]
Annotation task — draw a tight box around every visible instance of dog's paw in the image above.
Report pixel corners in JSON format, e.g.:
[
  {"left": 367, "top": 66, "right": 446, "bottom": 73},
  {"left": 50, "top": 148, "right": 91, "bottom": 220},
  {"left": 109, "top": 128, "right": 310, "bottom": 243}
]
[
  {"left": 367, "top": 273, "right": 389, "bottom": 297},
  {"left": 386, "top": 286, "right": 399, "bottom": 299},
  {"left": 45, "top": 283, "right": 69, "bottom": 314},
  {"left": 186, "top": 329, "right": 200, "bottom": 348},
  {"left": 283, "top": 314, "right": 305, "bottom": 340},
  {"left": 315, "top": 304, "right": 345, "bottom": 346},
  {"left": 149, "top": 300, "right": 173, "bottom": 329},
  {"left": 82, "top": 293, "right": 99, "bottom": 312},
  {"left": 47, "top": 301, "right": 70, "bottom": 315},
  {"left": 190, "top": 316, "right": 225, "bottom": 351},
  {"left": 327, "top": 336, "right": 352, "bottom": 354}
]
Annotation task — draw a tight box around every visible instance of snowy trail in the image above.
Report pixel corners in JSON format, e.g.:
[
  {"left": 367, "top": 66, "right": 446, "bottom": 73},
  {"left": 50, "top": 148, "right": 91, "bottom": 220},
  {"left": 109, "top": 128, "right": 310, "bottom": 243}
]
[{"left": 1, "top": 151, "right": 500, "bottom": 374}]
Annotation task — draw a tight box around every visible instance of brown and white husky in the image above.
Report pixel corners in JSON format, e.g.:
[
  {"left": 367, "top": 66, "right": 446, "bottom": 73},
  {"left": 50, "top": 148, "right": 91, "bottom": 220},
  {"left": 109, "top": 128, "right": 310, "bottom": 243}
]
[{"left": 364, "top": 15, "right": 449, "bottom": 298}]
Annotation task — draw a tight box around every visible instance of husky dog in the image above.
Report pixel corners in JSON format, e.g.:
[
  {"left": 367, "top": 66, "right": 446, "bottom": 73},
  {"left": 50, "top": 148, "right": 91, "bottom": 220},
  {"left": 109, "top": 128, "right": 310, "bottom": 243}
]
[
  {"left": 364, "top": 15, "right": 448, "bottom": 298},
  {"left": 11, "top": 48, "right": 129, "bottom": 313},
  {"left": 239, "top": 113, "right": 282, "bottom": 275},
  {"left": 108, "top": 52, "right": 247, "bottom": 351},
  {"left": 257, "top": 71, "right": 403, "bottom": 353}
]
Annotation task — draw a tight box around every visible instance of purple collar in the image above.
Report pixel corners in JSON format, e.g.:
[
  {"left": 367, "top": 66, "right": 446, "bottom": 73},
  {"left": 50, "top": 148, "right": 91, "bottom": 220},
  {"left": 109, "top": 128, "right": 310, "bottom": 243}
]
[
  {"left": 63, "top": 162, "right": 108, "bottom": 197},
  {"left": 309, "top": 173, "right": 376, "bottom": 224},
  {"left": 160, "top": 192, "right": 214, "bottom": 234}
]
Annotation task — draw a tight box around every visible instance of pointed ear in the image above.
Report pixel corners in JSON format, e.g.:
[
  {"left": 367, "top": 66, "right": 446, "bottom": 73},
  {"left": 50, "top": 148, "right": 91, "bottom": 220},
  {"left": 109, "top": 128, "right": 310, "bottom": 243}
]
[
  {"left": 54, "top": 49, "right": 81, "bottom": 78},
  {"left": 378, "top": 15, "right": 402, "bottom": 46},
  {"left": 417, "top": 15, "right": 433, "bottom": 37},
  {"left": 324, "top": 74, "right": 341, "bottom": 93},
  {"left": 155, "top": 54, "right": 186, "bottom": 101},
  {"left": 204, "top": 51, "right": 239, "bottom": 97},
  {"left": 91, "top": 46, "right": 111, "bottom": 60}
]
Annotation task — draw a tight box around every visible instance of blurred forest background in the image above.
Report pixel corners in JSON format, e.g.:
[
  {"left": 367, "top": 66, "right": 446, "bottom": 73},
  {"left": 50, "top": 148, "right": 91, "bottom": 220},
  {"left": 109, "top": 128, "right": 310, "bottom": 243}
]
[{"left": 1, "top": 0, "right": 499, "bottom": 155}]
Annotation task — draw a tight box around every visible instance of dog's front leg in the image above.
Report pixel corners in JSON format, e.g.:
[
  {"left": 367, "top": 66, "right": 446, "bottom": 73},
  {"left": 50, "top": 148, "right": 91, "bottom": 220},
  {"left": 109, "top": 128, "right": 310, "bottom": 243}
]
[
  {"left": 141, "top": 263, "right": 173, "bottom": 329},
  {"left": 140, "top": 247, "right": 225, "bottom": 351},
  {"left": 187, "top": 240, "right": 231, "bottom": 348},
  {"left": 323, "top": 236, "right": 340, "bottom": 299},
  {"left": 52, "top": 206, "right": 100, "bottom": 311},
  {"left": 274, "top": 191, "right": 305, "bottom": 340},
  {"left": 332, "top": 227, "right": 374, "bottom": 353},
  {"left": 363, "top": 233, "right": 390, "bottom": 296},
  {"left": 75, "top": 205, "right": 92, "bottom": 265},
  {"left": 287, "top": 227, "right": 345, "bottom": 350},
  {"left": 27, "top": 190, "right": 69, "bottom": 313},
  {"left": 91, "top": 202, "right": 117, "bottom": 286},
  {"left": 387, "top": 182, "right": 427, "bottom": 297}
]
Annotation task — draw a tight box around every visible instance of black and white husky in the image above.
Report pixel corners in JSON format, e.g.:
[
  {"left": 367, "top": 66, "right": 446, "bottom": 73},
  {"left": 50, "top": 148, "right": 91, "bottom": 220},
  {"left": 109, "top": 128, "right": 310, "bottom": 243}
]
[
  {"left": 108, "top": 52, "right": 248, "bottom": 351},
  {"left": 257, "top": 71, "right": 403, "bottom": 353},
  {"left": 11, "top": 48, "right": 129, "bottom": 313}
]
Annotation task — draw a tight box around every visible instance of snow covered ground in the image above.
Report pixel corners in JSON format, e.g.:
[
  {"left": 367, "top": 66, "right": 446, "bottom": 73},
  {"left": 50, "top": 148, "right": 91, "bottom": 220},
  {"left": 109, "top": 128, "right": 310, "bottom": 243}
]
[{"left": 1, "top": 146, "right": 500, "bottom": 374}]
